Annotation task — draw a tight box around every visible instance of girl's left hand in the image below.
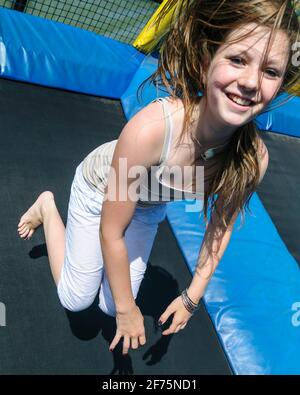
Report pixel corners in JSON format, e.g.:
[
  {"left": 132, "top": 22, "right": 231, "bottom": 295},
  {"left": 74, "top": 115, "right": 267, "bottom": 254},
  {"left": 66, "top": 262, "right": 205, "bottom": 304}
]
[{"left": 158, "top": 295, "right": 193, "bottom": 335}]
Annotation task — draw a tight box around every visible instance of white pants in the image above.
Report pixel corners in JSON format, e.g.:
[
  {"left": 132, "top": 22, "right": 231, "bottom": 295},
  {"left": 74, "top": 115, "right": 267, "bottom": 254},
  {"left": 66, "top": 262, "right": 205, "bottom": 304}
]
[{"left": 57, "top": 162, "right": 167, "bottom": 317}]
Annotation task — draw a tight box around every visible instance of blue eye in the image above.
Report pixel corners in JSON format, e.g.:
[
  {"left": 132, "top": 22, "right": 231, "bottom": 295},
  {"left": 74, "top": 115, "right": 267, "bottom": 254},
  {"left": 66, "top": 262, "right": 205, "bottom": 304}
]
[
  {"left": 230, "top": 56, "right": 280, "bottom": 78},
  {"left": 265, "top": 69, "right": 278, "bottom": 78},
  {"left": 230, "top": 57, "right": 245, "bottom": 64}
]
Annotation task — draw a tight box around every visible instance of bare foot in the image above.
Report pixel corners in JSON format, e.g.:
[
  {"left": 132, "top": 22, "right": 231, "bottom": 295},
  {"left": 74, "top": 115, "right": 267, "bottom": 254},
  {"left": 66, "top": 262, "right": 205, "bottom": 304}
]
[{"left": 17, "top": 191, "right": 55, "bottom": 240}]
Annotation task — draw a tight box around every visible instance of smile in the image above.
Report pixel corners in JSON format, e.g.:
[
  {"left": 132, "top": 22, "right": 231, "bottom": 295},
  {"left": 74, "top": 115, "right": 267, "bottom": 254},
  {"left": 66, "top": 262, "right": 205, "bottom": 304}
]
[{"left": 224, "top": 92, "right": 255, "bottom": 111}]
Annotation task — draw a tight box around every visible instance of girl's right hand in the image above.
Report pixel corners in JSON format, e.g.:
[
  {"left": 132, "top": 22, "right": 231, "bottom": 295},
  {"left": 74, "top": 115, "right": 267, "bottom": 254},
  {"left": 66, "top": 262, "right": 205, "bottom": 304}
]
[{"left": 109, "top": 304, "right": 146, "bottom": 355}]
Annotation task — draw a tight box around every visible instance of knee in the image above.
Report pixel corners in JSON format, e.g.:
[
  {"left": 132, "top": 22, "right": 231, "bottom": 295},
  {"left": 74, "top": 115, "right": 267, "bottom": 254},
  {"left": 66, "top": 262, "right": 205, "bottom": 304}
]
[{"left": 57, "top": 283, "right": 93, "bottom": 313}]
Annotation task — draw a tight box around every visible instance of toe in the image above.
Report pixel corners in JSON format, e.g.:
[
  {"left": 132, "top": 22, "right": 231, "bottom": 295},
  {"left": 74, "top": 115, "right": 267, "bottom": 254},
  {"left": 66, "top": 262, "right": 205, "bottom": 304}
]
[
  {"left": 18, "top": 225, "right": 27, "bottom": 234},
  {"left": 27, "top": 229, "right": 34, "bottom": 239},
  {"left": 20, "top": 227, "right": 29, "bottom": 238},
  {"left": 18, "top": 223, "right": 27, "bottom": 231},
  {"left": 18, "top": 217, "right": 26, "bottom": 228}
]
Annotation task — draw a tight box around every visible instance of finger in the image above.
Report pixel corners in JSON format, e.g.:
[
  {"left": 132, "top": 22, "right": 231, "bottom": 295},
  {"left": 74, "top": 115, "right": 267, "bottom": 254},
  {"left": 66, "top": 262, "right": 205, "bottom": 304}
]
[
  {"left": 109, "top": 333, "right": 122, "bottom": 352},
  {"left": 123, "top": 335, "right": 130, "bottom": 355},
  {"left": 180, "top": 322, "right": 187, "bottom": 330},
  {"left": 158, "top": 306, "right": 174, "bottom": 326},
  {"left": 174, "top": 325, "right": 182, "bottom": 333},
  {"left": 131, "top": 337, "right": 139, "bottom": 350},
  {"left": 18, "top": 223, "right": 26, "bottom": 231},
  {"left": 139, "top": 334, "right": 146, "bottom": 346},
  {"left": 162, "top": 321, "right": 179, "bottom": 336}
]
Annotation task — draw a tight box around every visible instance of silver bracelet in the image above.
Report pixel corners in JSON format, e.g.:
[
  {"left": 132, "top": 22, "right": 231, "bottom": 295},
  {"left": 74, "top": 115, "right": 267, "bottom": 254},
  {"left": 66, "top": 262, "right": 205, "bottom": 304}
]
[{"left": 181, "top": 289, "right": 199, "bottom": 315}]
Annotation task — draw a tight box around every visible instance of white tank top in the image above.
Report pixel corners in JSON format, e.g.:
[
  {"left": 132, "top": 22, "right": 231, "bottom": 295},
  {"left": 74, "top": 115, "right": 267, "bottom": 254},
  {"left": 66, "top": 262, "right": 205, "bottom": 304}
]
[{"left": 82, "top": 97, "right": 204, "bottom": 207}]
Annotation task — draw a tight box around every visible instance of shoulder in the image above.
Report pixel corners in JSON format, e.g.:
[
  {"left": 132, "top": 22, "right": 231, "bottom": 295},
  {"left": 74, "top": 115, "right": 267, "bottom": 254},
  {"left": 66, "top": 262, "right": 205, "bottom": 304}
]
[
  {"left": 164, "top": 96, "right": 185, "bottom": 118},
  {"left": 113, "top": 100, "right": 168, "bottom": 168},
  {"left": 257, "top": 137, "right": 269, "bottom": 183}
]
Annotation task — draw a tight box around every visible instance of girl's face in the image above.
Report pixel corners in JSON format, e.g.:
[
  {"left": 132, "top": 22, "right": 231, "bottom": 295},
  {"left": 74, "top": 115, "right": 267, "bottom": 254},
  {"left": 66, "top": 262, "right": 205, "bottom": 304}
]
[{"left": 204, "top": 24, "right": 289, "bottom": 130}]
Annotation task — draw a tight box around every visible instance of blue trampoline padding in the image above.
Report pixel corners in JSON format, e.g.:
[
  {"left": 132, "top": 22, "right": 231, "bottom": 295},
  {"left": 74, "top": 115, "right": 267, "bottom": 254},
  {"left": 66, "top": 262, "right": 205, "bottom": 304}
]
[
  {"left": 166, "top": 196, "right": 300, "bottom": 374},
  {"left": 121, "top": 55, "right": 169, "bottom": 119},
  {"left": 255, "top": 93, "right": 300, "bottom": 138},
  {"left": 0, "top": 7, "right": 144, "bottom": 98}
]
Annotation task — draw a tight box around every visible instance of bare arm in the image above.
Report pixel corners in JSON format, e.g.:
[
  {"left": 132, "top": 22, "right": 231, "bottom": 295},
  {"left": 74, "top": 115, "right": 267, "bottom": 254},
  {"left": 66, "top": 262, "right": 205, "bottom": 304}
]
[
  {"left": 187, "top": 140, "right": 269, "bottom": 304},
  {"left": 99, "top": 100, "right": 166, "bottom": 314},
  {"left": 186, "top": 204, "right": 238, "bottom": 303}
]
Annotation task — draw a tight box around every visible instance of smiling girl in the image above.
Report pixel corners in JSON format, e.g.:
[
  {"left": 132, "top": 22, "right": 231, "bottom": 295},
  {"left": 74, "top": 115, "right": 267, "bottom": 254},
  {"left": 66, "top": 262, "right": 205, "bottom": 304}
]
[{"left": 17, "top": 0, "right": 299, "bottom": 356}]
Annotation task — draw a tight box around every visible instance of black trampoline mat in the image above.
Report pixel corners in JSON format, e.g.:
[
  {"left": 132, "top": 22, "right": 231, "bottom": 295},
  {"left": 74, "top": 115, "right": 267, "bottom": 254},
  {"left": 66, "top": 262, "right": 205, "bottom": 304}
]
[
  {"left": 0, "top": 78, "right": 232, "bottom": 375},
  {"left": 258, "top": 131, "right": 300, "bottom": 267}
]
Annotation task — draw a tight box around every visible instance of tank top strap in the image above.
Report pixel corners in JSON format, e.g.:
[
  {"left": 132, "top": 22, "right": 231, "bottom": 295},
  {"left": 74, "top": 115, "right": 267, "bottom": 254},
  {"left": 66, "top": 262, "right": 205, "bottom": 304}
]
[{"left": 151, "top": 97, "right": 173, "bottom": 166}]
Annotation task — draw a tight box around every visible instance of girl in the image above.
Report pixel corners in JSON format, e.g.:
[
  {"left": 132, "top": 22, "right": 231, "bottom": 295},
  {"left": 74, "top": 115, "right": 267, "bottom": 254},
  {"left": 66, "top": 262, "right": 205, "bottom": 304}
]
[{"left": 17, "top": 0, "right": 299, "bottom": 356}]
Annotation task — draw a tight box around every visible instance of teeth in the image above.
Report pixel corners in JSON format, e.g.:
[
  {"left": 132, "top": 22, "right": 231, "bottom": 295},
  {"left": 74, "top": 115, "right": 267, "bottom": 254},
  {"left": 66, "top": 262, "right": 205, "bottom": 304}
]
[{"left": 227, "top": 93, "right": 252, "bottom": 106}]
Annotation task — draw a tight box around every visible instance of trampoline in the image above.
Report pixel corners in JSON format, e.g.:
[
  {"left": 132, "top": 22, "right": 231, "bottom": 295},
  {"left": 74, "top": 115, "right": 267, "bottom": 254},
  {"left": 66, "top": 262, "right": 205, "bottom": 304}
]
[
  {"left": 0, "top": 77, "right": 232, "bottom": 375},
  {"left": 0, "top": 2, "right": 300, "bottom": 375}
]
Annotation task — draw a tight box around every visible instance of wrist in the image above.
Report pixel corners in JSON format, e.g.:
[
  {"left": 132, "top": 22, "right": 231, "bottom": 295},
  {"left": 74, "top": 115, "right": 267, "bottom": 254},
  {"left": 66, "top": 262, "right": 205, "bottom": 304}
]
[
  {"left": 187, "top": 273, "right": 207, "bottom": 304},
  {"left": 186, "top": 287, "right": 203, "bottom": 305},
  {"left": 116, "top": 299, "right": 136, "bottom": 315},
  {"left": 181, "top": 289, "right": 200, "bottom": 315}
]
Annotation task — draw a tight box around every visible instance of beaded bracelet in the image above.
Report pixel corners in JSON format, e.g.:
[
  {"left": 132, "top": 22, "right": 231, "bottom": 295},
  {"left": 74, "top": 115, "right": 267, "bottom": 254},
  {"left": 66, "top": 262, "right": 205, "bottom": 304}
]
[{"left": 181, "top": 289, "right": 200, "bottom": 315}]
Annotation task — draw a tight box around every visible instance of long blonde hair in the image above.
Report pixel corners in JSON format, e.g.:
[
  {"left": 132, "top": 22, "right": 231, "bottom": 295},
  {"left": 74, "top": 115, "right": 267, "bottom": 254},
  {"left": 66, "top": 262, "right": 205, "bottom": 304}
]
[{"left": 138, "top": 0, "right": 300, "bottom": 229}]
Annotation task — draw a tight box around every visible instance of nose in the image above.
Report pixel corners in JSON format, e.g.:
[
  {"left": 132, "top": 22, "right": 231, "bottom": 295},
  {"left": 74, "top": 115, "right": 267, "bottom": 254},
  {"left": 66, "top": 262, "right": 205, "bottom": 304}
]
[{"left": 237, "top": 65, "right": 260, "bottom": 93}]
